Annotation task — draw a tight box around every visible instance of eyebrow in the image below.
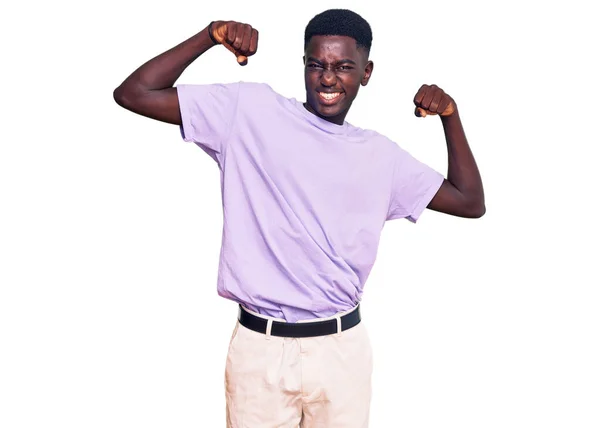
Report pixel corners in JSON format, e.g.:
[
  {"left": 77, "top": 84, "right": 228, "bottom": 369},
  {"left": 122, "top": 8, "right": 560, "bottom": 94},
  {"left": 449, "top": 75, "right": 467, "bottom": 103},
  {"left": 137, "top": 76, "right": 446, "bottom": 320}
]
[{"left": 306, "top": 57, "right": 357, "bottom": 66}]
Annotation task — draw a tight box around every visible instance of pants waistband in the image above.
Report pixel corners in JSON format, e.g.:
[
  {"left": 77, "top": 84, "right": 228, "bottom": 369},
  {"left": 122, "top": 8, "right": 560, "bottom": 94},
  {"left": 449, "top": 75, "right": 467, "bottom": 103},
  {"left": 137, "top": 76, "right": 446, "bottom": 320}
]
[{"left": 237, "top": 304, "right": 362, "bottom": 338}]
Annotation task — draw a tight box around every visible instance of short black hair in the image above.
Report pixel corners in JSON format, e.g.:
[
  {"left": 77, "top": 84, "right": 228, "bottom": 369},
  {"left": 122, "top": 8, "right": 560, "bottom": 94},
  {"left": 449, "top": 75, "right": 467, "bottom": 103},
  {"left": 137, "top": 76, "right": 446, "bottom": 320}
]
[{"left": 304, "top": 9, "right": 373, "bottom": 53}]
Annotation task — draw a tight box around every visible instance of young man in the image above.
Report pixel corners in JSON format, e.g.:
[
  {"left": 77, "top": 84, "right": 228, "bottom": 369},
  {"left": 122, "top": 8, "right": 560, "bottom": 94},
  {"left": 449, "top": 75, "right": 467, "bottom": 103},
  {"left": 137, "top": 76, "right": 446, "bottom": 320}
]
[{"left": 114, "top": 8, "right": 484, "bottom": 428}]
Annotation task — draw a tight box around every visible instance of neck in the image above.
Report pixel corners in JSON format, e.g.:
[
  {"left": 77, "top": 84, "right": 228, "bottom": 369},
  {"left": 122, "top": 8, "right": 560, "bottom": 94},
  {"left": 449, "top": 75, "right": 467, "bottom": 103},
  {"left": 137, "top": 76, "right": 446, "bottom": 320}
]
[{"left": 303, "top": 102, "right": 346, "bottom": 126}]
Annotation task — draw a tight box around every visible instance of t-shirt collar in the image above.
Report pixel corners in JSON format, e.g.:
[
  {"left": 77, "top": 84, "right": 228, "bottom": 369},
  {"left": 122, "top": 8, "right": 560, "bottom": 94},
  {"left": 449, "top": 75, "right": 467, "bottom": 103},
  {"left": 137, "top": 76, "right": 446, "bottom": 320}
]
[{"left": 292, "top": 98, "right": 351, "bottom": 135}]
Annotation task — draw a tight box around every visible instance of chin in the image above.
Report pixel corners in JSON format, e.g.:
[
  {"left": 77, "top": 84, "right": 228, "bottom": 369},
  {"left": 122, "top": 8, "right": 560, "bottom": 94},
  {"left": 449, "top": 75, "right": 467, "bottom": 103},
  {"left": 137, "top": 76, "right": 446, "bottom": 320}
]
[
  {"left": 317, "top": 107, "right": 340, "bottom": 117},
  {"left": 306, "top": 97, "right": 347, "bottom": 122},
  {"left": 316, "top": 103, "right": 345, "bottom": 118}
]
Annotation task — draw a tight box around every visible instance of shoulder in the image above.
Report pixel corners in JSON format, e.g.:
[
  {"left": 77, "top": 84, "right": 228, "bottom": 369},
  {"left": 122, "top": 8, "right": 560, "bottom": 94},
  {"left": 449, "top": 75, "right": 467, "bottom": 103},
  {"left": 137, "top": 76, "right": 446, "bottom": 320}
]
[
  {"left": 176, "top": 80, "right": 282, "bottom": 102},
  {"left": 237, "top": 81, "right": 292, "bottom": 105},
  {"left": 346, "top": 124, "right": 404, "bottom": 153},
  {"left": 231, "top": 82, "right": 301, "bottom": 120},
  {"left": 350, "top": 127, "right": 425, "bottom": 174},
  {"left": 230, "top": 81, "right": 282, "bottom": 99},
  {"left": 361, "top": 127, "right": 417, "bottom": 159}
]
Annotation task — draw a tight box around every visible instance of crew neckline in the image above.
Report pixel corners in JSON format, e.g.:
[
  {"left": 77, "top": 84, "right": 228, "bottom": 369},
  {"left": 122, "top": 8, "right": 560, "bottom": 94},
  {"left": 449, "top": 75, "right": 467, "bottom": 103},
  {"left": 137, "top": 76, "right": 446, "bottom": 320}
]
[{"left": 291, "top": 98, "right": 351, "bottom": 135}]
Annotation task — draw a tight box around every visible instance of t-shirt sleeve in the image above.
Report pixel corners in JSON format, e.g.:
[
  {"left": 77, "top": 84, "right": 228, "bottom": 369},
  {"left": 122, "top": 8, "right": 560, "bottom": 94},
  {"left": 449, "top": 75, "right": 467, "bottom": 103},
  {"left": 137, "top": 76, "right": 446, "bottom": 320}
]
[
  {"left": 176, "top": 82, "right": 241, "bottom": 162},
  {"left": 386, "top": 145, "right": 445, "bottom": 223}
]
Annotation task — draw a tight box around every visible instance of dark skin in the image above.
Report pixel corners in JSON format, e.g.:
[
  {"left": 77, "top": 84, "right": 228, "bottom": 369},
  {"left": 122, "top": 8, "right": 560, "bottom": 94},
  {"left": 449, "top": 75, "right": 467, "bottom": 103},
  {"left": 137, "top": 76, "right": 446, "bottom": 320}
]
[
  {"left": 113, "top": 21, "right": 484, "bottom": 219},
  {"left": 415, "top": 85, "right": 486, "bottom": 218},
  {"left": 303, "top": 35, "right": 373, "bottom": 125},
  {"left": 112, "top": 21, "right": 258, "bottom": 125},
  {"left": 302, "top": 36, "right": 484, "bottom": 218}
]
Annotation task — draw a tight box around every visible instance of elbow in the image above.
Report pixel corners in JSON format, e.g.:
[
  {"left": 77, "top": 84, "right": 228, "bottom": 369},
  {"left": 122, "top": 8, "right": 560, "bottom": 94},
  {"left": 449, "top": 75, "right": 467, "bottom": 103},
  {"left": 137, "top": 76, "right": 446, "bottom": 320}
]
[
  {"left": 113, "top": 85, "right": 130, "bottom": 108},
  {"left": 473, "top": 204, "right": 486, "bottom": 218},
  {"left": 113, "top": 82, "right": 144, "bottom": 110},
  {"left": 466, "top": 199, "right": 486, "bottom": 218}
]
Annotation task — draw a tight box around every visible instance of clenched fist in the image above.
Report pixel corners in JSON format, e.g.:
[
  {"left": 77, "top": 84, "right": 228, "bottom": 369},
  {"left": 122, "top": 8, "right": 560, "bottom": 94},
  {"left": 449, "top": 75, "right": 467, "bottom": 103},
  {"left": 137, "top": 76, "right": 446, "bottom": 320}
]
[
  {"left": 209, "top": 21, "right": 258, "bottom": 66},
  {"left": 413, "top": 84, "right": 456, "bottom": 118}
]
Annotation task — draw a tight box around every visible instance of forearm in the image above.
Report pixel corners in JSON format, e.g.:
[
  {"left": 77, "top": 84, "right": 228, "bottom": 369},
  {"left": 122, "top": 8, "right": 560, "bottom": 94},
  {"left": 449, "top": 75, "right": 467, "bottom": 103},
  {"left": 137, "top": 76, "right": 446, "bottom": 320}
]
[
  {"left": 441, "top": 110, "right": 485, "bottom": 215},
  {"left": 114, "top": 24, "right": 215, "bottom": 99}
]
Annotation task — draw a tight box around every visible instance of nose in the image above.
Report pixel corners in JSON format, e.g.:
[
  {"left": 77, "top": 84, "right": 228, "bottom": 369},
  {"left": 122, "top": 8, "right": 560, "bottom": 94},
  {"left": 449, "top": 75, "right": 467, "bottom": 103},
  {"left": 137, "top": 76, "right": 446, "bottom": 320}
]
[{"left": 320, "top": 69, "right": 336, "bottom": 87}]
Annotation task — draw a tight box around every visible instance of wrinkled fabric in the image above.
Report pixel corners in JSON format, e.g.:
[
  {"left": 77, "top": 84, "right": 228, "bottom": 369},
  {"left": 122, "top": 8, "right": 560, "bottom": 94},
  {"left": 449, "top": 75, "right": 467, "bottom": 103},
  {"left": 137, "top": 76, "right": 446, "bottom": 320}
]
[
  {"left": 224, "top": 306, "right": 373, "bottom": 427},
  {"left": 177, "top": 81, "right": 444, "bottom": 322}
]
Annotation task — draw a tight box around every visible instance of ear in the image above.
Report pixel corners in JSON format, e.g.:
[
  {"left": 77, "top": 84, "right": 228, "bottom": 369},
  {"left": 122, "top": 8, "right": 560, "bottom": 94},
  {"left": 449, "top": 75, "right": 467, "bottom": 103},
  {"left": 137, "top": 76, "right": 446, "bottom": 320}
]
[{"left": 361, "top": 60, "right": 374, "bottom": 86}]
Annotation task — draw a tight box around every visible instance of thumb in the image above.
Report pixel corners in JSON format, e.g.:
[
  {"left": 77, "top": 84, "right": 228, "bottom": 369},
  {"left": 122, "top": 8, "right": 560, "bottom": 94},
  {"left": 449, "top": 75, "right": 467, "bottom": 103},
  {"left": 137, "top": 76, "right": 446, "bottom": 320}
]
[
  {"left": 222, "top": 42, "right": 248, "bottom": 65},
  {"left": 415, "top": 104, "right": 455, "bottom": 117},
  {"left": 415, "top": 107, "right": 428, "bottom": 117}
]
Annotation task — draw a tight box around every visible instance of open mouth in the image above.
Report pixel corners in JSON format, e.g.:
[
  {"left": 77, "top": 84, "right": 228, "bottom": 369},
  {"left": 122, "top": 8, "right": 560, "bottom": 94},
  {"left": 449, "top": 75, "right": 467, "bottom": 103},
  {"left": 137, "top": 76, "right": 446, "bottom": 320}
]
[{"left": 318, "top": 91, "right": 343, "bottom": 105}]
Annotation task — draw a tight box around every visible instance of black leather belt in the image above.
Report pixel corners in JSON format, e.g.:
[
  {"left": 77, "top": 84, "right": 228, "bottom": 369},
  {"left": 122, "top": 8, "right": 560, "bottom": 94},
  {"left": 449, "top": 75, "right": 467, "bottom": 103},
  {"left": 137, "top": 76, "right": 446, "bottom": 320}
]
[{"left": 237, "top": 304, "right": 361, "bottom": 337}]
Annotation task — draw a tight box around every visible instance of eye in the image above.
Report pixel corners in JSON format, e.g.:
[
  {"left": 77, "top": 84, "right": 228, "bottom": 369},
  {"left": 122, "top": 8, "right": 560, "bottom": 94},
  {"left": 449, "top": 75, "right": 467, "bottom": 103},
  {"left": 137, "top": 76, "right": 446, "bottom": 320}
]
[
  {"left": 307, "top": 63, "right": 322, "bottom": 68},
  {"left": 338, "top": 66, "right": 353, "bottom": 71}
]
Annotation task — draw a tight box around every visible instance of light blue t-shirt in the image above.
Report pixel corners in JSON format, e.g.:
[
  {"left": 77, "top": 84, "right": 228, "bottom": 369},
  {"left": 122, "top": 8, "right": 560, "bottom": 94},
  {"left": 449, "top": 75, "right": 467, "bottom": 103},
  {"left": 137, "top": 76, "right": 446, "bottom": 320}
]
[{"left": 177, "top": 81, "right": 444, "bottom": 322}]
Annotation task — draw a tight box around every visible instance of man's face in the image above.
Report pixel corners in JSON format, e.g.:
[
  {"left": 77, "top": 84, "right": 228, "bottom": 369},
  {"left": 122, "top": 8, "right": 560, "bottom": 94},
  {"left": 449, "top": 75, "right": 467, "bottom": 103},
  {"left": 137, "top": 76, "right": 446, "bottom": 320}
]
[{"left": 303, "top": 35, "right": 373, "bottom": 125}]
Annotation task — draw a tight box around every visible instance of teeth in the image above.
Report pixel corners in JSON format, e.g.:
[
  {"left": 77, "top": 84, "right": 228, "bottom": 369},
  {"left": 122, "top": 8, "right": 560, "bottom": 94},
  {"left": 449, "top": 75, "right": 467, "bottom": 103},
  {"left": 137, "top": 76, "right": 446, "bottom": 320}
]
[{"left": 320, "top": 92, "right": 340, "bottom": 100}]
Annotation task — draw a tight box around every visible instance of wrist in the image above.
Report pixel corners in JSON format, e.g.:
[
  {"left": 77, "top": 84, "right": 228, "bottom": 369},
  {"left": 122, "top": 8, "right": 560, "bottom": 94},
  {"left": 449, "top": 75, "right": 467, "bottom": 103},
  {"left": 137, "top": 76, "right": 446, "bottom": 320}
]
[{"left": 441, "top": 108, "right": 460, "bottom": 124}]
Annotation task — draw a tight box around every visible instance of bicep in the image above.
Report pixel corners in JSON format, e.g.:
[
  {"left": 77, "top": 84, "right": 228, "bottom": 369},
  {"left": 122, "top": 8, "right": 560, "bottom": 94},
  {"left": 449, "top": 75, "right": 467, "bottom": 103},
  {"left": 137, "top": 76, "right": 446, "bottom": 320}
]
[
  {"left": 114, "top": 86, "right": 181, "bottom": 125},
  {"left": 427, "top": 179, "right": 470, "bottom": 216}
]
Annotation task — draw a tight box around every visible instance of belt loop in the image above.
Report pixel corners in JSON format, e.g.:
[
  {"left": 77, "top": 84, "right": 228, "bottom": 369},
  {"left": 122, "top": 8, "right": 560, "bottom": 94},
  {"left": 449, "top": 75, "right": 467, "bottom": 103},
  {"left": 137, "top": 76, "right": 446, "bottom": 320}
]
[
  {"left": 265, "top": 319, "right": 273, "bottom": 340},
  {"left": 336, "top": 316, "right": 342, "bottom": 336}
]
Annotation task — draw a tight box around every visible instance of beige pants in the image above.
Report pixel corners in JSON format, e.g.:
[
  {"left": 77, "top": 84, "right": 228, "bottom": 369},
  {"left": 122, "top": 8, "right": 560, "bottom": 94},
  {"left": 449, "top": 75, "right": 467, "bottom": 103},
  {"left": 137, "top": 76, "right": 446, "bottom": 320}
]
[{"left": 224, "top": 305, "right": 373, "bottom": 427}]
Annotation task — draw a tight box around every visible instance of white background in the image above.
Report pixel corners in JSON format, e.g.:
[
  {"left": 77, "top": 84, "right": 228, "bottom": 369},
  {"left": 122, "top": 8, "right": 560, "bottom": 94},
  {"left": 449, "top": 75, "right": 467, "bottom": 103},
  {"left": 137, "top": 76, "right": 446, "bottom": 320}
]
[{"left": 1, "top": 0, "right": 599, "bottom": 427}]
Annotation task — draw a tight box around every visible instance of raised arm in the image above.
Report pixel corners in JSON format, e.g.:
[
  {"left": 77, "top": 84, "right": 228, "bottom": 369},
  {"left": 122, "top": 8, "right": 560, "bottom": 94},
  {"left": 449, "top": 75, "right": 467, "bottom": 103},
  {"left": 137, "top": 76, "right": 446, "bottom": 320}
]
[
  {"left": 414, "top": 84, "right": 486, "bottom": 218},
  {"left": 113, "top": 21, "right": 258, "bottom": 125}
]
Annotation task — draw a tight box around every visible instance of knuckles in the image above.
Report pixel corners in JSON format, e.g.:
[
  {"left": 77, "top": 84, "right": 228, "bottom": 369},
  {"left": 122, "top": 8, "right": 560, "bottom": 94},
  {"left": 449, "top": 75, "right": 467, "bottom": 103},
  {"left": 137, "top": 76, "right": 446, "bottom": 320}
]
[
  {"left": 414, "top": 83, "right": 452, "bottom": 107},
  {"left": 222, "top": 21, "right": 257, "bottom": 53}
]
